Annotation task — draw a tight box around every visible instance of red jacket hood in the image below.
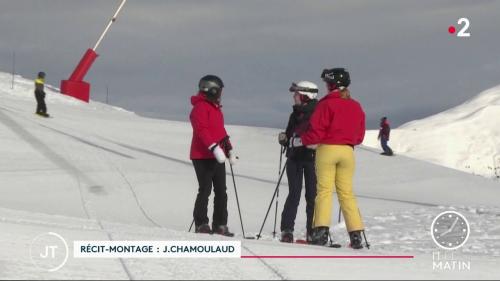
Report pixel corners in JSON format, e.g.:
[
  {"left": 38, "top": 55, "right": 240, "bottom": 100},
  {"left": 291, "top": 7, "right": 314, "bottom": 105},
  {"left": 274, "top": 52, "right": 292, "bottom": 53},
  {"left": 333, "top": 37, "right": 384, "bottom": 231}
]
[
  {"left": 191, "top": 92, "right": 220, "bottom": 108},
  {"left": 321, "top": 89, "right": 343, "bottom": 101},
  {"left": 191, "top": 92, "right": 206, "bottom": 106}
]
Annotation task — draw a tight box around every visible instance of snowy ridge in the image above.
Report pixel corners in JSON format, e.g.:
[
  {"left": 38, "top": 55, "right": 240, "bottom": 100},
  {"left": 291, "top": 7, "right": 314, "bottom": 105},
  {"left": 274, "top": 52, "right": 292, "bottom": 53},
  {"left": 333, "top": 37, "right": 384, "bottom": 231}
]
[
  {"left": 1, "top": 72, "right": 500, "bottom": 279},
  {"left": 0, "top": 72, "right": 135, "bottom": 114},
  {"left": 363, "top": 85, "right": 500, "bottom": 178}
]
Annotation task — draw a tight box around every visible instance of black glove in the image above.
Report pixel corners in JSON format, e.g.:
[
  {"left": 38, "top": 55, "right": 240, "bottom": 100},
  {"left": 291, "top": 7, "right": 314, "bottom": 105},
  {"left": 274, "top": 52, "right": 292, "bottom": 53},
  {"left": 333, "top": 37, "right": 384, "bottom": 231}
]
[{"left": 278, "top": 132, "right": 288, "bottom": 146}]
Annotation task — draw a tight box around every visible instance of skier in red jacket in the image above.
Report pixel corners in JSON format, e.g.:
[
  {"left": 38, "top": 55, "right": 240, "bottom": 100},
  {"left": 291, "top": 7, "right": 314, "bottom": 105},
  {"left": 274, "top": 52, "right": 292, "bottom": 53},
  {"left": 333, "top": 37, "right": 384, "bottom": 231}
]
[
  {"left": 189, "top": 75, "right": 237, "bottom": 236},
  {"left": 378, "top": 117, "right": 393, "bottom": 156},
  {"left": 290, "top": 68, "right": 367, "bottom": 249}
]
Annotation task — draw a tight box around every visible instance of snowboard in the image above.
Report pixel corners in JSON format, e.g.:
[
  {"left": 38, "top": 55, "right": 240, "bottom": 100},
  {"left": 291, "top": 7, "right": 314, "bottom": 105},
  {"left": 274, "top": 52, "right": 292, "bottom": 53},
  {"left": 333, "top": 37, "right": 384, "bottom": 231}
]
[{"left": 35, "top": 112, "right": 51, "bottom": 118}]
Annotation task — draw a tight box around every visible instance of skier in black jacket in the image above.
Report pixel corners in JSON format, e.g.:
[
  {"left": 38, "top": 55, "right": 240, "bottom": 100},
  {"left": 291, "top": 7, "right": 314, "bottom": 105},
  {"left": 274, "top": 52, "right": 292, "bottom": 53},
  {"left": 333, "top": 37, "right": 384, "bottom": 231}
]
[
  {"left": 34, "top": 71, "right": 49, "bottom": 117},
  {"left": 278, "top": 81, "right": 319, "bottom": 243}
]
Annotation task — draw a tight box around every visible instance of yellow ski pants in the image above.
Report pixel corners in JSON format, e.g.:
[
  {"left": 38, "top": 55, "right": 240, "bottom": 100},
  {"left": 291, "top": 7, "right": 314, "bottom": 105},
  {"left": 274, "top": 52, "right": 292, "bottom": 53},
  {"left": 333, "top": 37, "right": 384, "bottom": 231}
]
[{"left": 313, "top": 144, "right": 364, "bottom": 232}]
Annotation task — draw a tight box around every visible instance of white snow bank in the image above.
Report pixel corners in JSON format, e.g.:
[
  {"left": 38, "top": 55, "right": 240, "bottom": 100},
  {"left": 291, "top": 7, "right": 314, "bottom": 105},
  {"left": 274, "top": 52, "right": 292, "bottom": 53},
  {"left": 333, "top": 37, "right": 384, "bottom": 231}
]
[{"left": 363, "top": 85, "right": 500, "bottom": 179}]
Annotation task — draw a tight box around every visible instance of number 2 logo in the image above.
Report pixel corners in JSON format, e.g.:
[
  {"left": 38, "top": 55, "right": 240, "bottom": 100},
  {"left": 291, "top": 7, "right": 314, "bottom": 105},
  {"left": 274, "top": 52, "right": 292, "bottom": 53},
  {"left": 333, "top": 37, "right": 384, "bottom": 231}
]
[{"left": 457, "top": 18, "right": 471, "bottom": 37}]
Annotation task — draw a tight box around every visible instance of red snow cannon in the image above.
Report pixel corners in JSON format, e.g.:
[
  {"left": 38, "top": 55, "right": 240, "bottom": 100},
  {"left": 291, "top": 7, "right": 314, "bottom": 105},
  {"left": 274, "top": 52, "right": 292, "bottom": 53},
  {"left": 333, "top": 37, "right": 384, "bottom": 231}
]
[
  {"left": 60, "top": 0, "right": 127, "bottom": 103},
  {"left": 60, "top": 49, "right": 99, "bottom": 102}
]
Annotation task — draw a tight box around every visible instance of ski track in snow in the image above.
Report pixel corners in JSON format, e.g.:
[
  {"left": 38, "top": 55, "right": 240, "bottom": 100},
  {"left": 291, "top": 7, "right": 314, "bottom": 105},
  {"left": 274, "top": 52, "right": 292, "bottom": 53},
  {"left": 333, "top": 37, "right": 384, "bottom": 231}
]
[
  {"left": 1, "top": 73, "right": 500, "bottom": 279},
  {"left": 0, "top": 107, "right": 135, "bottom": 279},
  {"left": 0, "top": 98, "right": 285, "bottom": 279}
]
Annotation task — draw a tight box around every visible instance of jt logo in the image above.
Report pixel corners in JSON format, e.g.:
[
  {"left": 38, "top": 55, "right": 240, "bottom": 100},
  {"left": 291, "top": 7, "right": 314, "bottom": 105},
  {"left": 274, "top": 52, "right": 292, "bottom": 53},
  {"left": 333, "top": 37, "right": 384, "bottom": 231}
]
[
  {"left": 40, "top": 245, "right": 58, "bottom": 259},
  {"left": 30, "top": 232, "right": 69, "bottom": 272}
]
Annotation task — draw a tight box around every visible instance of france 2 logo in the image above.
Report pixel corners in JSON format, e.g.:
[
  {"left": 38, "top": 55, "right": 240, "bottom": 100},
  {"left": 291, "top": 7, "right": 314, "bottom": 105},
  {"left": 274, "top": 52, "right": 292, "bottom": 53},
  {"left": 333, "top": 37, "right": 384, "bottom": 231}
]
[{"left": 448, "top": 18, "right": 471, "bottom": 38}]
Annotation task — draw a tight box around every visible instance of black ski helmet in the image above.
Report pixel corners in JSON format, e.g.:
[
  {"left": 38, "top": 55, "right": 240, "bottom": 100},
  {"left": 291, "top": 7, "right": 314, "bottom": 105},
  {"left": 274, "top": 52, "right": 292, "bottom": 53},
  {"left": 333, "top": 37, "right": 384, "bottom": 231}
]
[
  {"left": 37, "top": 71, "right": 46, "bottom": 78},
  {"left": 199, "top": 75, "right": 224, "bottom": 97},
  {"left": 321, "top": 68, "right": 350, "bottom": 89}
]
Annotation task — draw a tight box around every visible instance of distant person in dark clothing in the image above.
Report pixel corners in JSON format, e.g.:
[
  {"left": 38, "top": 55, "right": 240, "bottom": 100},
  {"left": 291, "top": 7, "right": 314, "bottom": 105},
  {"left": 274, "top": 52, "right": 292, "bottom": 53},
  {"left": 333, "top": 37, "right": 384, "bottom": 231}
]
[
  {"left": 378, "top": 117, "right": 393, "bottom": 156},
  {"left": 34, "top": 71, "right": 49, "bottom": 117},
  {"left": 278, "top": 81, "right": 318, "bottom": 243}
]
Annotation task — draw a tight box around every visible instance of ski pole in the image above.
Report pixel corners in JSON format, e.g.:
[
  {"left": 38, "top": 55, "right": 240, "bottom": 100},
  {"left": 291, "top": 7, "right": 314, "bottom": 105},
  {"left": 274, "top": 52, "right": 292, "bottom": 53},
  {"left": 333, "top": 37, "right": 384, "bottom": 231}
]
[
  {"left": 273, "top": 146, "right": 282, "bottom": 238},
  {"left": 273, "top": 186, "right": 279, "bottom": 238},
  {"left": 188, "top": 219, "right": 195, "bottom": 232},
  {"left": 338, "top": 206, "right": 342, "bottom": 223},
  {"left": 273, "top": 146, "right": 286, "bottom": 238},
  {"left": 256, "top": 163, "right": 287, "bottom": 239},
  {"left": 358, "top": 208, "right": 370, "bottom": 249},
  {"left": 362, "top": 230, "right": 371, "bottom": 249},
  {"left": 279, "top": 145, "right": 285, "bottom": 175},
  {"left": 229, "top": 164, "right": 253, "bottom": 239}
]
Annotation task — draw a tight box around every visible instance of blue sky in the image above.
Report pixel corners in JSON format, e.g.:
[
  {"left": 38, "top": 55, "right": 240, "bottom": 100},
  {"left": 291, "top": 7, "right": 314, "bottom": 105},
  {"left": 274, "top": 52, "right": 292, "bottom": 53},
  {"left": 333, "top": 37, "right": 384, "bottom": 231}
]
[{"left": 1, "top": 0, "right": 499, "bottom": 129}]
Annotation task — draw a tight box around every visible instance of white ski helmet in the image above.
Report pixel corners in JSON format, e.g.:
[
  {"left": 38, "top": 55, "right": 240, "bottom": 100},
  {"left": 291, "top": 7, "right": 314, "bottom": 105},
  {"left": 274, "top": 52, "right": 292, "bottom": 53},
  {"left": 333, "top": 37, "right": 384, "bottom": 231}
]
[{"left": 289, "top": 81, "right": 319, "bottom": 99}]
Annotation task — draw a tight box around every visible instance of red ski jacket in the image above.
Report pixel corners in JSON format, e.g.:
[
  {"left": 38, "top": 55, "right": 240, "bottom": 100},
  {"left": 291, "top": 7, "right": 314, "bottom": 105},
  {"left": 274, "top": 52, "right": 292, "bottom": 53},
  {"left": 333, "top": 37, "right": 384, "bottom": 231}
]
[
  {"left": 301, "top": 90, "right": 366, "bottom": 146},
  {"left": 379, "top": 120, "right": 391, "bottom": 140},
  {"left": 189, "top": 93, "right": 231, "bottom": 159}
]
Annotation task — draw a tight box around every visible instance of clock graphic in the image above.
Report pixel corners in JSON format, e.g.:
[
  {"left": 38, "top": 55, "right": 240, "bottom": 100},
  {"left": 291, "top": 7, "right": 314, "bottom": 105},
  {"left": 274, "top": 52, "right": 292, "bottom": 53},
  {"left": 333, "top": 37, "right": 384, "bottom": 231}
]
[{"left": 431, "top": 211, "right": 470, "bottom": 250}]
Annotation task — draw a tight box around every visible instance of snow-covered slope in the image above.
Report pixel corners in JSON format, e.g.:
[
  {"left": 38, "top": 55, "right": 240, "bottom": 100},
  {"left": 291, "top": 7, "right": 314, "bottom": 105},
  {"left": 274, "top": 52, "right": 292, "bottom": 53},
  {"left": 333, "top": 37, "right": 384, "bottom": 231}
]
[
  {"left": 1, "top": 72, "right": 499, "bottom": 279},
  {"left": 363, "top": 85, "right": 500, "bottom": 179}
]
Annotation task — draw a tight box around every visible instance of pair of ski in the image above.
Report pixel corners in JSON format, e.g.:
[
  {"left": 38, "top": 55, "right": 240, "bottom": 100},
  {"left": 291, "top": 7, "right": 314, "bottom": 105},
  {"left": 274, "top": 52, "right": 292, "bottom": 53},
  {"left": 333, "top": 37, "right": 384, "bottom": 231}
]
[{"left": 292, "top": 239, "right": 342, "bottom": 248}]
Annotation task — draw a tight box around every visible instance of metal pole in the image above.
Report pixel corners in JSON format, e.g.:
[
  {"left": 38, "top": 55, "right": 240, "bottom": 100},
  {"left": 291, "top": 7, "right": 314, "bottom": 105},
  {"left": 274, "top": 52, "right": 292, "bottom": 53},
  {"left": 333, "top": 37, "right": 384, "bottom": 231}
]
[
  {"left": 273, "top": 146, "right": 285, "bottom": 238},
  {"left": 106, "top": 85, "right": 109, "bottom": 104},
  {"left": 279, "top": 146, "right": 284, "bottom": 175},
  {"left": 93, "top": 0, "right": 127, "bottom": 51},
  {"left": 256, "top": 163, "right": 287, "bottom": 239},
  {"left": 229, "top": 164, "right": 254, "bottom": 239},
  {"left": 358, "top": 208, "right": 370, "bottom": 249},
  {"left": 273, "top": 187, "right": 279, "bottom": 238},
  {"left": 188, "top": 219, "right": 195, "bottom": 232},
  {"left": 362, "top": 230, "right": 371, "bottom": 249}
]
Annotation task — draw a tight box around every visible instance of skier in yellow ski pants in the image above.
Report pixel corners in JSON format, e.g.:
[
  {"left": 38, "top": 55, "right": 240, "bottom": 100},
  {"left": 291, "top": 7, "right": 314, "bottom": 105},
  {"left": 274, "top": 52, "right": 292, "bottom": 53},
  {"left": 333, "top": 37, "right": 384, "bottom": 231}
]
[
  {"left": 289, "top": 68, "right": 367, "bottom": 248},
  {"left": 313, "top": 144, "right": 363, "bottom": 232}
]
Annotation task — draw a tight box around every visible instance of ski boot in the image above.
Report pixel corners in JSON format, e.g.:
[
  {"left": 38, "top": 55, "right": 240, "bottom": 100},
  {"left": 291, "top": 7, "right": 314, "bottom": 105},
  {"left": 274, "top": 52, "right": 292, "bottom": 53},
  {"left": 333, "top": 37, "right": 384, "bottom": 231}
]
[
  {"left": 195, "top": 224, "right": 211, "bottom": 234},
  {"left": 280, "top": 230, "right": 294, "bottom": 243},
  {"left": 349, "top": 230, "right": 364, "bottom": 249},
  {"left": 213, "top": 225, "right": 234, "bottom": 237},
  {"left": 310, "top": 227, "right": 329, "bottom": 246}
]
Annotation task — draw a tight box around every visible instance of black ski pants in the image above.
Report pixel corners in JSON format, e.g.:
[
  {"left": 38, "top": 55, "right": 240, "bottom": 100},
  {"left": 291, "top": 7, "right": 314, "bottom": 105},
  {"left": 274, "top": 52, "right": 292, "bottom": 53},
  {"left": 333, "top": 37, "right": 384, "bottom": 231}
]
[
  {"left": 280, "top": 158, "right": 317, "bottom": 234},
  {"left": 35, "top": 90, "right": 47, "bottom": 114},
  {"left": 192, "top": 159, "right": 228, "bottom": 229}
]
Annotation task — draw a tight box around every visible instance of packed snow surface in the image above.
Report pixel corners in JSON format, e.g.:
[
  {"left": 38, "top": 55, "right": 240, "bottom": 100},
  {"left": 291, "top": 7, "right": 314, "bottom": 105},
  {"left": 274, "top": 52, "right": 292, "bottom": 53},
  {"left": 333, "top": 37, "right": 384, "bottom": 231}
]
[{"left": 1, "top": 72, "right": 499, "bottom": 279}]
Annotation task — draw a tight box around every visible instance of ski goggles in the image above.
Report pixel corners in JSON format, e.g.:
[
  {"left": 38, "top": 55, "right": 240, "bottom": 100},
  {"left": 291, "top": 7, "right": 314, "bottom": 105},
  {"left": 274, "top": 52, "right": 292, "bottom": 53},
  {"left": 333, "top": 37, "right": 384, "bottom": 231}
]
[{"left": 289, "top": 83, "right": 319, "bottom": 93}]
